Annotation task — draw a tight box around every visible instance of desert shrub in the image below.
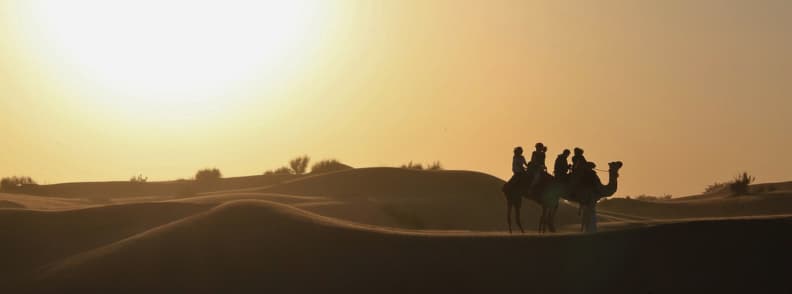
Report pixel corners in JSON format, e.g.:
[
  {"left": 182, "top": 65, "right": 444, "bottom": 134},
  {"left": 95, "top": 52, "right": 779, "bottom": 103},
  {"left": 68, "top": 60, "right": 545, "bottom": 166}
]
[
  {"left": 0, "top": 176, "right": 37, "bottom": 190},
  {"left": 310, "top": 159, "right": 352, "bottom": 174},
  {"left": 704, "top": 182, "right": 728, "bottom": 194},
  {"left": 264, "top": 166, "right": 294, "bottom": 175},
  {"left": 130, "top": 174, "right": 148, "bottom": 183},
  {"left": 400, "top": 161, "right": 443, "bottom": 171},
  {"left": 634, "top": 194, "right": 672, "bottom": 201},
  {"left": 767, "top": 185, "right": 776, "bottom": 192},
  {"left": 729, "top": 172, "right": 755, "bottom": 196},
  {"left": 400, "top": 161, "right": 424, "bottom": 170},
  {"left": 195, "top": 168, "right": 222, "bottom": 182},
  {"left": 426, "top": 161, "right": 443, "bottom": 171},
  {"left": 289, "top": 155, "right": 310, "bottom": 175}
]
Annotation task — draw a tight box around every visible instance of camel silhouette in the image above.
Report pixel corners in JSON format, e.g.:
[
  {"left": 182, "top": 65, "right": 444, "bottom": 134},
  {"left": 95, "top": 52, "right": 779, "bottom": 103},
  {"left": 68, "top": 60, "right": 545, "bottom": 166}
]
[{"left": 503, "top": 161, "right": 623, "bottom": 234}]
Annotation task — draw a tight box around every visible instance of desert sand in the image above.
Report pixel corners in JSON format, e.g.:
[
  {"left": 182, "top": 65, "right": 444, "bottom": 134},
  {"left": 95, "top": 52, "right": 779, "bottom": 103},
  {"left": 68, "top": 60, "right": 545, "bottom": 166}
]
[{"left": 2, "top": 168, "right": 791, "bottom": 293}]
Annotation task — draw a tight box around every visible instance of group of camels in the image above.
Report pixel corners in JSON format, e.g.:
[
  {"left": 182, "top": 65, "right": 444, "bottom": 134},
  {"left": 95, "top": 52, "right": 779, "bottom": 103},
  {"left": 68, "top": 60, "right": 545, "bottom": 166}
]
[{"left": 502, "top": 161, "right": 624, "bottom": 234}]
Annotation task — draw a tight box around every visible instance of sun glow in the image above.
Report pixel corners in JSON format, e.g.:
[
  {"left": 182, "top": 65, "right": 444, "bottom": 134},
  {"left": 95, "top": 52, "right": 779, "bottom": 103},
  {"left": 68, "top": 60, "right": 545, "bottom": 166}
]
[{"left": 19, "top": 0, "right": 331, "bottom": 119}]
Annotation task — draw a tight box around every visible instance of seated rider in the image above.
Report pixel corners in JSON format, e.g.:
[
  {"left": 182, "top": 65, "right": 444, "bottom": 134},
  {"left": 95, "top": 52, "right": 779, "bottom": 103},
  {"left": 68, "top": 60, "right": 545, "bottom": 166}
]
[
  {"left": 527, "top": 143, "right": 547, "bottom": 191},
  {"left": 571, "top": 147, "right": 587, "bottom": 173},
  {"left": 583, "top": 161, "right": 602, "bottom": 187},
  {"left": 554, "top": 149, "right": 571, "bottom": 179},
  {"left": 512, "top": 146, "right": 528, "bottom": 178}
]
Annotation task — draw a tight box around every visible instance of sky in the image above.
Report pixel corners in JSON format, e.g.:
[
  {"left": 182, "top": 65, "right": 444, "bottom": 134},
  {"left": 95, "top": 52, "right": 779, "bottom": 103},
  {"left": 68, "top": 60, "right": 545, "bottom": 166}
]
[{"left": 1, "top": 0, "right": 791, "bottom": 197}]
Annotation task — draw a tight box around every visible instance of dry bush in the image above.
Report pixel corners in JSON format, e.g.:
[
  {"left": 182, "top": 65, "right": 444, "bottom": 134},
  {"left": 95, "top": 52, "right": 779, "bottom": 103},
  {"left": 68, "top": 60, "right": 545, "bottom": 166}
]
[
  {"left": 427, "top": 161, "right": 443, "bottom": 171},
  {"left": 400, "top": 161, "right": 424, "bottom": 170},
  {"left": 264, "top": 166, "right": 293, "bottom": 175},
  {"left": 289, "top": 155, "right": 311, "bottom": 175},
  {"left": 729, "top": 172, "right": 755, "bottom": 196},
  {"left": 0, "top": 176, "right": 37, "bottom": 190},
  {"left": 401, "top": 161, "right": 443, "bottom": 171},
  {"left": 130, "top": 174, "right": 148, "bottom": 183},
  {"left": 704, "top": 182, "right": 728, "bottom": 194},
  {"left": 195, "top": 168, "right": 222, "bottom": 182},
  {"left": 634, "top": 194, "right": 673, "bottom": 201},
  {"left": 310, "top": 159, "right": 352, "bottom": 174}
]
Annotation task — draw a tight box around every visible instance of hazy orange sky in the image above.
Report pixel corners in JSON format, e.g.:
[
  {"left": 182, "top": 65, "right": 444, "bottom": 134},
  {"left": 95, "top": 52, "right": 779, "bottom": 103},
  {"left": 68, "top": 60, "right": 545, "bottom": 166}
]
[{"left": 1, "top": 0, "right": 790, "bottom": 197}]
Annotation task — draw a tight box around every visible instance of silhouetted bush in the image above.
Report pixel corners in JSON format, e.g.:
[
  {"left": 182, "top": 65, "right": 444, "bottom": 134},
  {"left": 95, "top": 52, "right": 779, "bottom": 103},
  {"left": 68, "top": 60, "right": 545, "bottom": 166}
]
[
  {"left": 400, "top": 161, "right": 443, "bottom": 171},
  {"left": 767, "top": 185, "right": 776, "bottom": 192},
  {"left": 195, "top": 168, "right": 222, "bottom": 182},
  {"left": 704, "top": 182, "right": 728, "bottom": 194},
  {"left": 0, "top": 176, "right": 37, "bottom": 190},
  {"left": 264, "top": 166, "right": 293, "bottom": 175},
  {"left": 130, "top": 174, "right": 148, "bottom": 183},
  {"left": 289, "top": 155, "right": 310, "bottom": 175},
  {"left": 400, "top": 161, "right": 423, "bottom": 170},
  {"left": 729, "top": 172, "right": 755, "bottom": 196},
  {"left": 633, "top": 194, "right": 673, "bottom": 201},
  {"left": 310, "top": 159, "right": 352, "bottom": 174}
]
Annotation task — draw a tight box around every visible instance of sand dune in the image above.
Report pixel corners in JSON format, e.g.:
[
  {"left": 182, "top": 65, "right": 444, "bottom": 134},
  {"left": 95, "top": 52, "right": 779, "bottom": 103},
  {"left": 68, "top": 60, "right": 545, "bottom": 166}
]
[
  {"left": 0, "top": 193, "right": 92, "bottom": 211},
  {"left": 0, "top": 200, "right": 25, "bottom": 209},
  {"left": 3, "top": 170, "right": 792, "bottom": 292},
  {"left": 255, "top": 167, "right": 585, "bottom": 230},
  {"left": 600, "top": 190, "right": 792, "bottom": 219},
  {"left": 673, "top": 181, "right": 792, "bottom": 201},
  {"left": 3, "top": 174, "right": 296, "bottom": 200},
  {"left": 8, "top": 200, "right": 788, "bottom": 293},
  {"left": 0, "top": 202, "right": 210, "bottom": 286},
  {"left": 6, "top": 169, "right": 792, "bottom": 234},
  {"left": 170, "top": 192, "right": 328, "bottom": 206}
]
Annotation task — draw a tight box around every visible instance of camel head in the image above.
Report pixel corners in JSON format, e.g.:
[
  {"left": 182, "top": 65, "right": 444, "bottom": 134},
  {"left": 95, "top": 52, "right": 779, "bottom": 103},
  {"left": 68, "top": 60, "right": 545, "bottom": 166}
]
[{"left": 608, "top": 161, "right": 623, "bottom": 178}]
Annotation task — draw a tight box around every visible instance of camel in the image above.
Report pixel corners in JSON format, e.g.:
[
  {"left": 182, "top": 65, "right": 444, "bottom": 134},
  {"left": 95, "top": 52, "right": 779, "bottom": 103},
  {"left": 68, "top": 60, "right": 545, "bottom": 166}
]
[{"left": 502, "top": 161, "right": 623, "bottom": 234}]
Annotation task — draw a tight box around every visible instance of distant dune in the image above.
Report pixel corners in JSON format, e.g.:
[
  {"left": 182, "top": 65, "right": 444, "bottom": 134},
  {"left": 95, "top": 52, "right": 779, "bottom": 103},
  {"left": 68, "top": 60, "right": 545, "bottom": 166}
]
[
  {"left": 600, "top": 181, "right": 792, "bottom": 220},
  {"left": 0, "top": 193, "right": 91, "bottom": 210},
  {"left": 6, "top": 168, "right": 792, "bottom": 232},
  {"left": 3, "top": 174, "right": 296, "bottom": 200},
  {"left": 257, "top": 167, "right": 589, "bottom": 230},
  {"left": 5, "top": 200, "right": 787, "bottom": 293}
]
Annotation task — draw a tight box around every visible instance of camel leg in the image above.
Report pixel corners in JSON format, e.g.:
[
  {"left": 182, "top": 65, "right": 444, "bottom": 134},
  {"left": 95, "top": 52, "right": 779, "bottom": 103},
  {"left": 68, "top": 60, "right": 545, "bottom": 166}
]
[
  {"left": 506, "top": 204, "right": 513, "bottom": 234},
  {"left": 515, "top": 207, "right": 524, "bottom": 233},
  {"left": 538, "top": 207, "right": 546, "bottom": 233},
  {"left": 548, "top": 207, "right": 557, "bottom": 233},
  {"left": 590, "top": 207, "right": 596, "bottom": 232}
]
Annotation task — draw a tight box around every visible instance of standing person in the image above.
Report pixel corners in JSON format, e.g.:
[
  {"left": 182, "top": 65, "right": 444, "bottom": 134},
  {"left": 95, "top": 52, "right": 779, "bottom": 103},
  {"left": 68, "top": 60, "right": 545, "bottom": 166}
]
[
  {"left": 579, "top": 161, "right": 601, "bottom": 233},
  {"left": 554, "top": 149, "right": 571, "bottom": 179}
]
